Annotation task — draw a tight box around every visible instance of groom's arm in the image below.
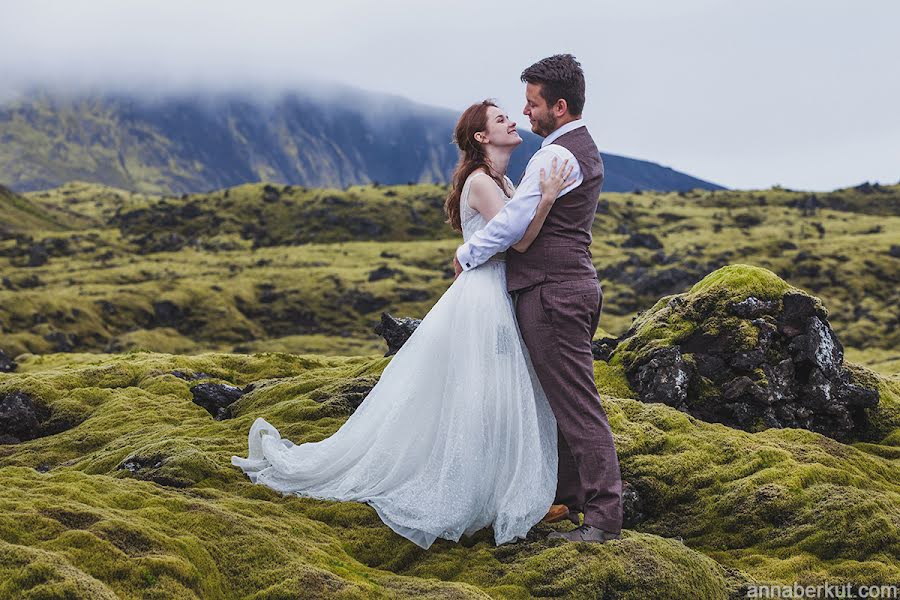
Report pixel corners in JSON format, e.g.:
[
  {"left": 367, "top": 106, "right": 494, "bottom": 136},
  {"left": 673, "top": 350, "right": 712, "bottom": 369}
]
[{"left": 455, "top": 145, "right": 582, "bottom": 271}]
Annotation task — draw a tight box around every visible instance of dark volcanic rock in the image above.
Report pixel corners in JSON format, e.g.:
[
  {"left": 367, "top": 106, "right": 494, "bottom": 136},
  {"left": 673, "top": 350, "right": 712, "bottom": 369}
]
[
  {"left": 190, "top": 383, "right": 244, "bottom": 420},
  {"left": 44, "top": 331, "right": 77, "bottom": 352},
  {"left": 344, "top": 290, "right": 390, "bottom": 314},
  {"left": 116, "top": 453, "right": 199, "bottom": 488},
  {"left": 368, "top": 266, "right": 401, "bottom": 282},
  {"left": 615, "top": 265, "right": 880, "bottom": 442},
  {"left": 132, "top": 231, "right": 189, "bottom": 254},
  {"left": 375, "top": 312, "right": 421, "bottom": 356},
  {"left": 153, "top": 300, "right": 186, "bottom": 327},
  {"left": 0, "top": 391, "right": 50, "bottom": 444},
  {"left": 634, "top": 347, "right": 691, "bottom": 412},
  {"left": 261, "top": 184, "right": 281, "bottom": 203},
  {"left": 150, "top": 299, "right": 207, "bottom": 335},
  {"left": 622, "top": 233, "right": 663, "bottom": 250},
  {"left": 0, "top": 348, "right": 17, "bottom": 372},
  {"left": 170, "top": 370, "right": 215, "bottom": 381},
  {"left": 729, "top": 297, "right": 779, "bottom": 319},
  {"left": 622, "top": 481, "right": 647, "bottom": 529},
  {"left": 397, "top": 288, "right": 430, "bottom": 302},
  {"left": 28, "top": 244, "right": 49, "bottom": 267},
  {"left": 591, "top": 335, "right": 621, "bottom": 361},
  {"left": 2, "top": 236, "right": 75, "bottom": 267}
]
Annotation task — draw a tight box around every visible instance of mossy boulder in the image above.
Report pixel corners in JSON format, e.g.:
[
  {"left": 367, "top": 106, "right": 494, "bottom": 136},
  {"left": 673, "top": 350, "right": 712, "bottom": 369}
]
[{"left": 610, "top": 265, "right": 881, "bottom": 442}]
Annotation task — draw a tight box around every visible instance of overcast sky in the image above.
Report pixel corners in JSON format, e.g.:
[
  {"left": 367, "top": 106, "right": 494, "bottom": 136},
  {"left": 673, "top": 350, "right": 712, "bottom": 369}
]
[{"left": 1, "top": 0, "right": 898, "bottom": 191}]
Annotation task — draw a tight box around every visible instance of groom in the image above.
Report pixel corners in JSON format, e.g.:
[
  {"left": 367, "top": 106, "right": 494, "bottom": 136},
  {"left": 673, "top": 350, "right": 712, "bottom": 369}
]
[{"left": 453, "top": 54, "right": 623, "bottom": 543}]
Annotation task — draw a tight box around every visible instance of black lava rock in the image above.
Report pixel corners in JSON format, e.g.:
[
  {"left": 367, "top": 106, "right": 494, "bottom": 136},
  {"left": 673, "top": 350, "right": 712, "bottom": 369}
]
[
  {"left": 170, "top": 370, "right": 215, "bottom": 381},
  {"left": 397, "top": 288, "right": 430, "bottom": 302},
  {"left": 622, "top": 233, "right": 663, "bottom": 250},
  {"left": 368, "top": 266, "right": 401, "bottom": 282},
  {"left": 622, "top": 481, "right": 647, "bottom": 528},
  {"left": 591, "top": 336, "right": 621, "bottom": 361},
  {"left": 0, "top": 349, "right": 17, "bottom": 373},
  {"left": 0, "top": 391, "right": 50, "bottom": 444},
  {"left": 375, "top": 312, "right": 421, "bottom": 356},
  {"left": 44, "top": 331, "right": 77, "bottom": 353},
  {"left": 344, "top": 290, "right": 390, "bottom": 314},
  {"left": 634, "top": 347, "right": 691, "bottom": 412},
  {"left": 153, "top": 300, "right": 186, "bottom": 327},
  {"left": 190, "top": 383, "right": 244, "bottom": 420}
]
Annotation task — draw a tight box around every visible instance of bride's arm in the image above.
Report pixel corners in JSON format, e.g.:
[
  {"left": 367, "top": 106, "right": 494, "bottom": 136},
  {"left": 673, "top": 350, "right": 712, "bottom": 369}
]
[{"left": 511, "top": 158, "right": 575, "bottom": 253}]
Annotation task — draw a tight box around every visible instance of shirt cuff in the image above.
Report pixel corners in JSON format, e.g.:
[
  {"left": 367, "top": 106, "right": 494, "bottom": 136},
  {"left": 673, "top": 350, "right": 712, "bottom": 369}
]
[{"left": 456, "top": 244, "right": 476, "bottom": 271}]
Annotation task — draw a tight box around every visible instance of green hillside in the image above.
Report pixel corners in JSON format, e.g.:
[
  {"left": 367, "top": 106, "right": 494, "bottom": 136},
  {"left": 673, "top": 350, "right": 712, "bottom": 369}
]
[
  {"left": 1, "top": 180, "right": 899, "bottom": 597},
  {"left": 0, "top": 184, "right": 78, "bottom": 235},
  {"left": 1, "top": 181, "right": 897, "bottom": 374}
]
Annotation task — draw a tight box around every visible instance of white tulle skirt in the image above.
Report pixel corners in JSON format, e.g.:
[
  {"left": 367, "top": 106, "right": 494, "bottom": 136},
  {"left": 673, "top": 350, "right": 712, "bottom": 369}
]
[{"left": 231, "top": 259, "right": 558, "bottom": 549}]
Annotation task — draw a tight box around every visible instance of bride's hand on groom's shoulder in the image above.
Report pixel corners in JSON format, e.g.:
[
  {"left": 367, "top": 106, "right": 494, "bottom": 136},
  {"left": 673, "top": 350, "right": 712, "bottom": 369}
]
[{"left": 540, "top": 157, "right": 577, "bottom": 203}]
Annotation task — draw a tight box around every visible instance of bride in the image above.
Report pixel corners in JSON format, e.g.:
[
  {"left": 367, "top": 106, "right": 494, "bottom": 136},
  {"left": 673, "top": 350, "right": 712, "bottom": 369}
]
[{"left": 232, "top": 100, "right": 575, "bottom": 550}]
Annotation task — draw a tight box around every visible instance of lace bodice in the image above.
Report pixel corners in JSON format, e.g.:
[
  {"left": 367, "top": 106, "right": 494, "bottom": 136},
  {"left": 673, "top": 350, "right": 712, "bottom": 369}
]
[{"left": 460, "top": 172, "right": 515, "bottom": 261}]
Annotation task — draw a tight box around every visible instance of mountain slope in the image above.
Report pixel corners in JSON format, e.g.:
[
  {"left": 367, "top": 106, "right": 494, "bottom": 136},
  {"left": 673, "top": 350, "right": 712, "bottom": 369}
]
[
  {"left": 0, "top": 88, "right": 725, "bottom": 194},
  {"left": 0, "top": 184, "right": 84, "bottom": 235}
]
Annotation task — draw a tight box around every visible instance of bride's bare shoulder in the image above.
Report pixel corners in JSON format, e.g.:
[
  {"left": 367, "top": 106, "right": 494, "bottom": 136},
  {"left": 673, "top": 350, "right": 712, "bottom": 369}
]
[{"left": 465, "top": 172, "right": 502, "bottom": 211}]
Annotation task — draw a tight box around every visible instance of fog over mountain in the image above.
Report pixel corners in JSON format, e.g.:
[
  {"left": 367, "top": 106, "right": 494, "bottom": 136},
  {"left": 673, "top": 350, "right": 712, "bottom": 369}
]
[{"left": 0, "top": 86, "right": 724, "bottom": 194}]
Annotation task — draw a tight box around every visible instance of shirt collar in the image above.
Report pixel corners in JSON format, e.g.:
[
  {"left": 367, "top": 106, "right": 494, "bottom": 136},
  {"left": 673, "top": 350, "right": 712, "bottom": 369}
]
[{"left": 541, "top": 118, "right": 586, "bottom": 147}]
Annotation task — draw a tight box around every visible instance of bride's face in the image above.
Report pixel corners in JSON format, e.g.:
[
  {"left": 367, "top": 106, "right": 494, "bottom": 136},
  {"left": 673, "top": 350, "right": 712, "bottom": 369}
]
[{"left": 477, "top": 106, "right": 522, "bottom": 149}]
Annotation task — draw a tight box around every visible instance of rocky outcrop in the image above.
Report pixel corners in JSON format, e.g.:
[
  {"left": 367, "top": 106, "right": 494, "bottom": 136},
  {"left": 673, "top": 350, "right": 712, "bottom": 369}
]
[
  {"left": 0, "top": 391, "right": 75, "bottom": 443},
  {"left": 609, "top": 264, "right": 880, "bottom": 442},
  {"left": 0, "top": 349, "right": 17, "bottom": 372},
  {"left": 342, "top": 290, "right": 390, "bottom": 314},
  {"left": 375, "top": 313, "right": 421, "bottom": 356},
  {"left": 368, "top": 266, "right": 402, "bottom": 282},
  {"left": 622, "top": 481, "right": 647, "bottom": 529},
  {"left": 622, "top": 233, "right": 663, "bottom": 249},
  {"left": 190, "top": 383, "right": 246, "bottom": 420},
  {"left": 0, "top": 391, "right": 49, "bottom": 444}
]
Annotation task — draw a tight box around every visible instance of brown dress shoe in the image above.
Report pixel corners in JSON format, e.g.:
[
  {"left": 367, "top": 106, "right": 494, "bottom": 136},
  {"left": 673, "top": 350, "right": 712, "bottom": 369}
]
[
  {"left": 547, "top": 524, "right": 621, "bottom": 543},
  {"left": 541, "top": 504, "right": 580, "bottom": 525}
]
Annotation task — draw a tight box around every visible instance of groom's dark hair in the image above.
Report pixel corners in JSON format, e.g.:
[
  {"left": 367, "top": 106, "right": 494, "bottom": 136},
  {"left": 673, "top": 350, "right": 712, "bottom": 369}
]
[{"left": 520, "top": 54, "right": 585, "bottom": 117}]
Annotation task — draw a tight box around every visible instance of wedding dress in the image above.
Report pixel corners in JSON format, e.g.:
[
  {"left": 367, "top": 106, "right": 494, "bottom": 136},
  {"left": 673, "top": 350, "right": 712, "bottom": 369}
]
[{"left": 231, "top": 172, "right": 558, "bottom": 550}]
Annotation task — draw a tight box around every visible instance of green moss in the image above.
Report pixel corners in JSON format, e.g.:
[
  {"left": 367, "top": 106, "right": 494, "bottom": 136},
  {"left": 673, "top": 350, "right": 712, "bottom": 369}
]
[
  {"left": 594, "top": 361, "right": 636, "bottom": 399},
  {"left": 688, "top": 264, "right": 794, "bottom": 300},
  {"left": 0, "top": 351, "right": 897, "bottom": 596},
  {"left": 1, "top": 182, "right": 898, "bottom": 373},
  {"left": 1, "top": 178, "right": 899, "bottom": 593}
]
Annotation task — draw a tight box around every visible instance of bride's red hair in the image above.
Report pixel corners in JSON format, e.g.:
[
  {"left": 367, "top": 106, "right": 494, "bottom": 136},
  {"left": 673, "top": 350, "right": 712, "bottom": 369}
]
[{"left": 444, "top": 100, "right": 506, "bottom": 232}]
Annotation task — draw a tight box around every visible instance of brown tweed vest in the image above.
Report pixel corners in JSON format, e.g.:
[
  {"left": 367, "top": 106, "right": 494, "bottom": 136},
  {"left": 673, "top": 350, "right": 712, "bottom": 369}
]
[{"left": 506, "top": 126, "right": 604, "bottom": 292}]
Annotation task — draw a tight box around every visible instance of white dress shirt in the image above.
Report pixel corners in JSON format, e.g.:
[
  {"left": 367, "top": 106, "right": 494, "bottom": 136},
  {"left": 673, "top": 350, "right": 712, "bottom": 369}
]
[{"left": 455, "top": 119, "right": 586, "bottom": 271}]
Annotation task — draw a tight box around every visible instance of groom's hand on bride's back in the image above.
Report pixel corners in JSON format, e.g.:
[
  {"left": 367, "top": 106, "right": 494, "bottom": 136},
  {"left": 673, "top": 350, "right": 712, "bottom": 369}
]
[{"left": 453, "top": 254, "right": 463, "bottom": 280}]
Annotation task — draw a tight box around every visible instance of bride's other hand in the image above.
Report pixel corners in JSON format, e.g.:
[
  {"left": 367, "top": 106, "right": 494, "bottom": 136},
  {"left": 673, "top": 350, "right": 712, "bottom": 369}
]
[{"left": 539, "top": 157, "right": 576, "bottom": 203}]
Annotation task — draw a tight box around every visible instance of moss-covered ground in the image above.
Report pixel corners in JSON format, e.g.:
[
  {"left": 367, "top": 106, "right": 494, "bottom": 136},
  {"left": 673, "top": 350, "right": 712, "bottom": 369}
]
[
  {"left": 1, "top": 181, "right": 898, "bottom": 597},
  {"left": 0, "top": 347, "right": 897, "bottom": 597},
  {"left": 1, "top": 181, "right": 897, "bottom": 377}
]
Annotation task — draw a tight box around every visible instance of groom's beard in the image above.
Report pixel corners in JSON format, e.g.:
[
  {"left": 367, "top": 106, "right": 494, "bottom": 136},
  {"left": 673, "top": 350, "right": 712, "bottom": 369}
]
[{"left": 534, "top": 113, "right": 558, "bottom": 137}]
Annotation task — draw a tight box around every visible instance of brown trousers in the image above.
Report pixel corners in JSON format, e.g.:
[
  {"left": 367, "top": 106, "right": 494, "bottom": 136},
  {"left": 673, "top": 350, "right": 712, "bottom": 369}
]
[{"left": 515, "top": 278, "right": 623, "bottom": 533}]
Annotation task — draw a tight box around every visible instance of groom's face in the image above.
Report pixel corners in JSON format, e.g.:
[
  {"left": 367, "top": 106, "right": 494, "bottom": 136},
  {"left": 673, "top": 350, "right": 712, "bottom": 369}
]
[{"left": 523, "top": 82, "right": 557, "bottom": 138}]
